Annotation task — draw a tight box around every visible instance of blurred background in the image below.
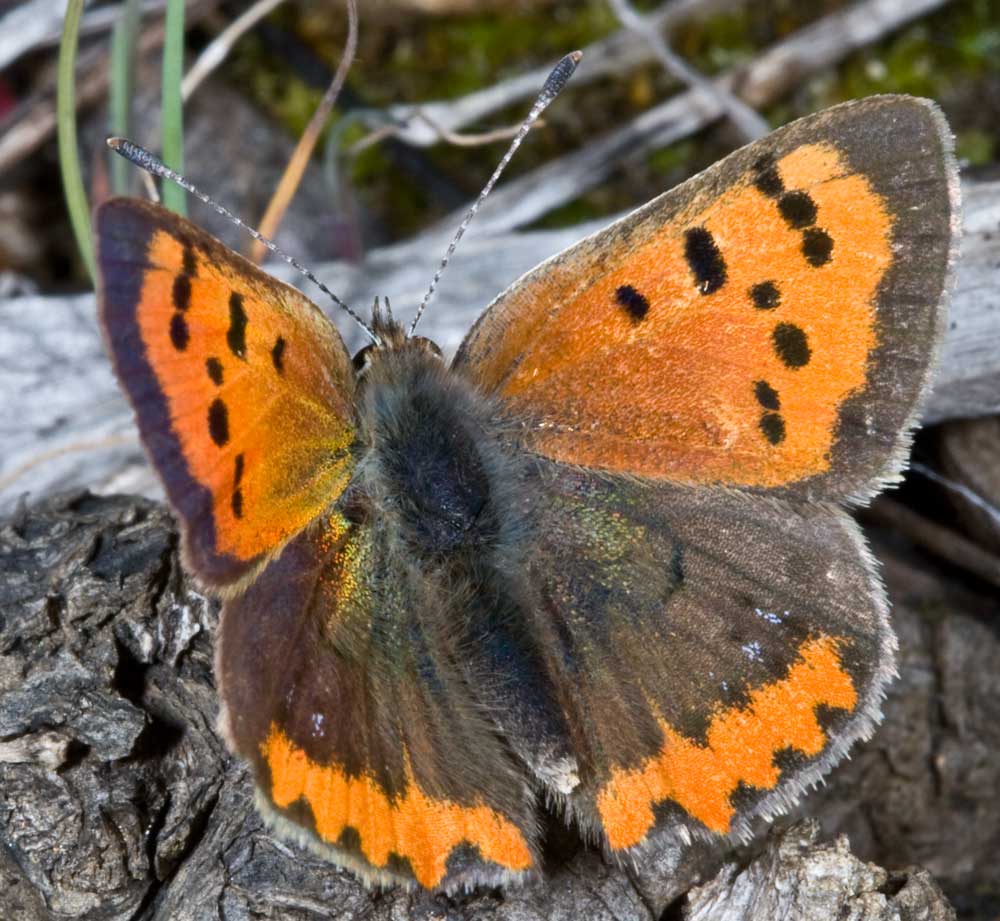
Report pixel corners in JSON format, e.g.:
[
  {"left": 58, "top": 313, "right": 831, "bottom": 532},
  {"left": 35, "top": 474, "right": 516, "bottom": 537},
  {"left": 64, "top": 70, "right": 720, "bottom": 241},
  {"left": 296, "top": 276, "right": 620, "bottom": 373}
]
[{"left": 0, "top": 0, "right": 997, "bottom": 292}]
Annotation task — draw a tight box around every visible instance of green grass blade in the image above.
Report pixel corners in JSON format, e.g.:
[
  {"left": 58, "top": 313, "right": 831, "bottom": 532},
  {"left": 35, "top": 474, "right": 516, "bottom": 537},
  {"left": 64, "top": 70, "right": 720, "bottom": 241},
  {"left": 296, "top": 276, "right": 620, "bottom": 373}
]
[
  {"left": 109, "top": 0, "right": 142, "bottom": 194},
  {"left": 161, "top": 0, "right": 186, "bottom": 215},
  {"left": 58, "top": 0, "right": 96, "bottom": 284}
]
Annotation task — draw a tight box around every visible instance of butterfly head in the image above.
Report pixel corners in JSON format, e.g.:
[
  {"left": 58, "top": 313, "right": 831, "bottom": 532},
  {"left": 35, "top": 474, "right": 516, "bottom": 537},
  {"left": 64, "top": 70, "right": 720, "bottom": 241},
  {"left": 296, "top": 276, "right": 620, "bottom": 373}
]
[{"left": 352, "top": 296, "right": 443, "bottom": 379}]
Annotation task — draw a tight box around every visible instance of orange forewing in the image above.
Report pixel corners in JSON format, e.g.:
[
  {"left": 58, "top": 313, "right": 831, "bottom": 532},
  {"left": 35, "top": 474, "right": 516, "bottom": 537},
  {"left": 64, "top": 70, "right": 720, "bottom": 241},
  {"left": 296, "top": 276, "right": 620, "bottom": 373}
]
[
  {"left": 458, "top": 143, "right": 889, "bottom": 488},
  {"left": 97, "top": 198, "right": 356, "bottom": 586}
]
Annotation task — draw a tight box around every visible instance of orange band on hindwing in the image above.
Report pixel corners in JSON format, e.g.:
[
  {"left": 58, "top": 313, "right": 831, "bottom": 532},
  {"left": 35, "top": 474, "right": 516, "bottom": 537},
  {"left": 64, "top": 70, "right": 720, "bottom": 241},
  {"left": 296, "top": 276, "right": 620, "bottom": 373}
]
[
  {"left": 596, "top": 636, "right": 858, "bottom": 849},
  {"left": 263, "top": 726, "right": 535, "bottom": 888}
]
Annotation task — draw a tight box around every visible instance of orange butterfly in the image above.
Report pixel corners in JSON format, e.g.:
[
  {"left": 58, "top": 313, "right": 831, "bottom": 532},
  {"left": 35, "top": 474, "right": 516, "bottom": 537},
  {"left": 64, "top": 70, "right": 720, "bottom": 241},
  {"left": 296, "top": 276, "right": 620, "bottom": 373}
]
[{"left": 95, "top": 94, "right": 958, "bottom": 891}]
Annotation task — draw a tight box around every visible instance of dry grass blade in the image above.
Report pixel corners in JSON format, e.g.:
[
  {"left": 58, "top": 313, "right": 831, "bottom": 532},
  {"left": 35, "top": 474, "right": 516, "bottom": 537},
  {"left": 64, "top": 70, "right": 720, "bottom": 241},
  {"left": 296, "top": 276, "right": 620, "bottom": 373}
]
[
  {"left": 349, "top": 109, "right": 537, "bottom": 155},
  {"left": 250, "top": 0, "right": 358, "bottom": 263},
  {"left": 57, "top": 0, "right": 95, "bottom": 284}
]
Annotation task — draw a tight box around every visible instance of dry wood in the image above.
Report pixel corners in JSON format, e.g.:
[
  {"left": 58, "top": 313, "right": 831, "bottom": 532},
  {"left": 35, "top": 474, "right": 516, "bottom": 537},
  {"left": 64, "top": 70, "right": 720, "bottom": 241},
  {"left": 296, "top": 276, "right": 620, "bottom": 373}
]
[
  {"left": 2, "top": 492, "right": 988, "bottom": 918},
  {"left": 607, "top": 0, "right": 770, "bottom": 143},
  {"left": 685, "top": 822, "right": 955, "bottom": 921}
]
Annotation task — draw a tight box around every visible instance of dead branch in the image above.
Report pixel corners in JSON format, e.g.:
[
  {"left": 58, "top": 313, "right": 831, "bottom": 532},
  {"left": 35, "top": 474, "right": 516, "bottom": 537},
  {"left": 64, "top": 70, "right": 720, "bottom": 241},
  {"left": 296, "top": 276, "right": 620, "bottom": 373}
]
[{"left": 0, "top": 492, "right": 984, "bottom": 918}]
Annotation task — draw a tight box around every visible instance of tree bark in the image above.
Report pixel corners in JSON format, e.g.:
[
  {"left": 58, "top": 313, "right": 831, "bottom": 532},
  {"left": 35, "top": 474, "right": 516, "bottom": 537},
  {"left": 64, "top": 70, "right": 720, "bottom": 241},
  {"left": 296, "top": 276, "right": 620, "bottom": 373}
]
[{"left": 2, "top": 492, "right": 996, "bottom": 919}]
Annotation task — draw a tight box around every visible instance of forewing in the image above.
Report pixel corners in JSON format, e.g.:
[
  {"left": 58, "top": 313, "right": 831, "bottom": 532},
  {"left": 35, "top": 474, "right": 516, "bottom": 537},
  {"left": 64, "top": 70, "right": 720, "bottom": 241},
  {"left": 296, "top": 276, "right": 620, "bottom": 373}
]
[
  {"left": 96, "top": 198, "right": 356, "bottom": 587},
  {"left": 455, "top": 96, "right": 958, "bottom": 502},
  {"left": 521, "top": 461, "right": 893, "bottom": 852},
  {"left": 216, "top": 512, "right": 540, "bottom": 891}
]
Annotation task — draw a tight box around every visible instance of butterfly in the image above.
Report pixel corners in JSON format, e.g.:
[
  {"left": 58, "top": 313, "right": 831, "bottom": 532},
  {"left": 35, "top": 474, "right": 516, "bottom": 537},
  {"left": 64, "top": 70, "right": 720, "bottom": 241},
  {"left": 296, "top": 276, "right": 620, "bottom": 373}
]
[{"left": 94, "top": 94, "right": 958, "bottom": 892}]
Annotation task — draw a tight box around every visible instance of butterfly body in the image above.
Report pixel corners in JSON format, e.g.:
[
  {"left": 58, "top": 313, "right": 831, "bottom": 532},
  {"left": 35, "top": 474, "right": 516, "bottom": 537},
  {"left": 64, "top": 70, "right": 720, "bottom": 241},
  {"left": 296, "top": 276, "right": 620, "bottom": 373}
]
[
  {"left": 351, "top": 323, "right": 514, "bottom": 560},
  {"left": 95, "top": 95, "right": 959, "bottom": 891}
]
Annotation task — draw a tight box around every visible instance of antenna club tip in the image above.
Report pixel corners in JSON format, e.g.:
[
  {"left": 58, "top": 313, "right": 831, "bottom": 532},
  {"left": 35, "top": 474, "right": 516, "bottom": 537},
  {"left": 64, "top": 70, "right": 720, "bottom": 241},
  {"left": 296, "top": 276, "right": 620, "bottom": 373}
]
[
  {"left": 106, "top": 136, "right": 125, "bottom": 150},
  {"left": 543, "top": 51, "right": 583, "bottom": 99}
]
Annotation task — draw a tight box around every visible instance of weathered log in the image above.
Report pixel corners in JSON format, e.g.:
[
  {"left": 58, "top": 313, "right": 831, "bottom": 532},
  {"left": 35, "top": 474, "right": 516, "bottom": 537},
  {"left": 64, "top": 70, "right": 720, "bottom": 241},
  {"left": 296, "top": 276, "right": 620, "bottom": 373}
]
[{"left": 4, "top": 492, "right": 997, "bottom": 918}]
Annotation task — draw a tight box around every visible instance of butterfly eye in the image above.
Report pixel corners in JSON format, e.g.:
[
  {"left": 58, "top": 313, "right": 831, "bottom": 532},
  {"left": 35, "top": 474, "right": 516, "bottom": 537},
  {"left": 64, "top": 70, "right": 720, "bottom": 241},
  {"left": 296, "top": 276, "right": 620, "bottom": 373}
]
[{"left": 352, "top": 344, "right": 376, "bottom": 375}]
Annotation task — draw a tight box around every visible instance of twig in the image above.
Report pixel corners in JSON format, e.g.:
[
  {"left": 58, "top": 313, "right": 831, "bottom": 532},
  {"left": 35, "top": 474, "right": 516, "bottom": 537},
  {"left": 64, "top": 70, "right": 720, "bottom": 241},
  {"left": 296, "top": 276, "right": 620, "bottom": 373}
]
[
  {"left": 349, "top": 109, "right": 536, "bottom": 155},
  {"left": 911, "top": 462, "right": 1000, "bottom": 530},
  {"left": 250, "top": 0, "right": 358, "bottom": 264},
  {"left": 181, "top": 0, "right": 289, "bottom": 102},
  {"left": 607, "top": 0, "right": 769, "bottom": 142}
]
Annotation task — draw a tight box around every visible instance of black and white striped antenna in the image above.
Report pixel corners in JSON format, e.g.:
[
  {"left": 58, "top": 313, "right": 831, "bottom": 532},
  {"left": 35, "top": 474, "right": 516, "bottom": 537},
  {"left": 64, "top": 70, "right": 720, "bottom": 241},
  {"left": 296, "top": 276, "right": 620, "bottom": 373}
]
[
  {"left": 407, "top": 50, "right": 582, "bottom": 338},
  {"left": 106, "top": 136, "right": 379, "bottom": 345}
]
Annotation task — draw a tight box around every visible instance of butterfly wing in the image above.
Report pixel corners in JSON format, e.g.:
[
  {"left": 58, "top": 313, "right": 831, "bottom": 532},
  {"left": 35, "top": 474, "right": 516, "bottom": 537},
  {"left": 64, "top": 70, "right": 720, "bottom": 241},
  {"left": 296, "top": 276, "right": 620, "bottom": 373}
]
[
  {"left": 454, "top": 96, "right": 958, "bottom": 502},
  {"left": 520, "top": 460, "right": 891, "bottom": 852},
  {"left": 216, "top": 511, "right": 540, "bottom": 891},
  {"left": 96, "top": 198, "right": 356, "bottom": 587}
]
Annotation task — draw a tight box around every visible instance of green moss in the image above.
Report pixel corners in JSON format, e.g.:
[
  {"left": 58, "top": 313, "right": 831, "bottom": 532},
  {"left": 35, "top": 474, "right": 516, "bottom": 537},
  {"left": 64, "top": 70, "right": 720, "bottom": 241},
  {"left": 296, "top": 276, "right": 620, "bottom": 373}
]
[
  {"left": 809, "top": 0, "right": 1000, "bottom": 106},
  {"left": 956, "top": 129, "right": 996, "bottom": 166},
  {"left": 647, "top": 139, "right": 696, "bottom": 176},
  {"left": 530, "top": 196, "right": 606, "bottom": 231},
  {"left": 360, "top": 1, "right": 618, "bottom": 105}
]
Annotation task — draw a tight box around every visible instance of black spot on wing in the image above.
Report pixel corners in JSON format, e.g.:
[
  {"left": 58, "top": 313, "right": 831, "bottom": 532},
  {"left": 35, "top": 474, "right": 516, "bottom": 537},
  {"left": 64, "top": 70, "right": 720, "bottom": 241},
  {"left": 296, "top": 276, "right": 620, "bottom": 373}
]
[
  {"left": 232, "top": 454, "right": 245, "bottom": 519},
  {"left": 670, "top": 544, "right": 685, "bottom": 588},
  {"left": 753, "top": 155, "right": 784, "bottom": 198},
  {"left": 206, "top": 357, "right": 224, "bottom": 386},
  {"left": 271, "top": 335, "right": 286, "bottom": 373},
  {"left": 172, "top": 274, "right": 191, "bottom": 312},
  {"left": 615, "top": 285, "right": 649, "bottom": 322},
  {"left": 778, "top": 191, "right": 817, "bottom": 229},
  {"left": 208, "top": 398, "right": 229, "bottom": 447},
  {"left": 759, "top": 412, "right": 786, "bottom": 445},
  {"left": 684, "top": 227, "right": 726, "bottom": 295},
  {"left": 169, "top": 312, "right": 189, "bottom": 350},
  {"left": 227, "top": 292, "right": 248, "bottom": 359},
  {"left": 773, "top": 323, "right": 811, "bottom": 368},
  {"left": 182, "top": 244, "right": 197, "bottom": 278},
  {"left": 750, "top": 281, "right": 781, "bottom": 310},
  {"left": 802, "top": 228, "right": 834, "bottom": 266},
  {"left": 754, "top": 380, "right": 780, "bottom": 410}
]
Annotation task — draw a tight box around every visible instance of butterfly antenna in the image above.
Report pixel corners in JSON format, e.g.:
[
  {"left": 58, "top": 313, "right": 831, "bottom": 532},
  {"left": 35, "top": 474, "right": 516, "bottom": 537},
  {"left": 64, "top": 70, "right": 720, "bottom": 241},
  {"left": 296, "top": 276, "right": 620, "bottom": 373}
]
[
  {"left": 106, "top": 137, "right": 380, "bottom": 345},
  {"left": 407, "top": 50, "right": 582, "bottom": 338}
]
